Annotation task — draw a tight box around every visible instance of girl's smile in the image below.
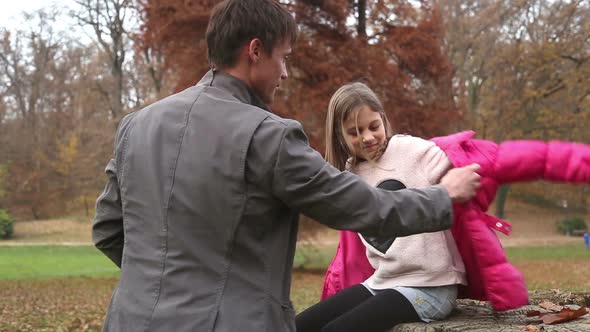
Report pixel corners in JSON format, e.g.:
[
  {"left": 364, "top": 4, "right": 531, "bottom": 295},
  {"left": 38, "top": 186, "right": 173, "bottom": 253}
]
[{"left": 342, "top": 105, "right": 387, "bottom": 161}]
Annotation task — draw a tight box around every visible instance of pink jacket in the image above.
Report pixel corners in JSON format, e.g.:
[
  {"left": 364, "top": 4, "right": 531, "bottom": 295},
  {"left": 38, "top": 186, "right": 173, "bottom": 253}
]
[{"left": 321, "top": 131, "right": 590, "bottom": 311}]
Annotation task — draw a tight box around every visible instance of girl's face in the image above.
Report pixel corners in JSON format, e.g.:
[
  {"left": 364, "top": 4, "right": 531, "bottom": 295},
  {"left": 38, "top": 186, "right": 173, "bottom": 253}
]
[{"left": 342, "top": 105, "right": 387, "bottom": 161}]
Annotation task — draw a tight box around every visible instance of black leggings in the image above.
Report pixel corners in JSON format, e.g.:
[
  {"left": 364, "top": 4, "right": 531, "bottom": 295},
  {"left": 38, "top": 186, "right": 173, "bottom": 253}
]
[{"left": 295, "top": 284, "right": 421, "bottom": 332}]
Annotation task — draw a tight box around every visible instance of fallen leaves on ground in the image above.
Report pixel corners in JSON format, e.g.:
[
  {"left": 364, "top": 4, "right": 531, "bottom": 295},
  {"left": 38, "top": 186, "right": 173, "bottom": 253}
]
[
  {"left": 525, "top": 302, "right": 589, "bottom": 325},
  {"left": 0, "top": 277, "right": 117, "bottom": 332},
  {"left": 0, "top": 271, "right": 324, "bottom": 331},
  {"left": 540, "top": 307, "right": 589, "bottom": 325},
  {"left": 538, "top": 300, "right": 564, "bottom": 312}
]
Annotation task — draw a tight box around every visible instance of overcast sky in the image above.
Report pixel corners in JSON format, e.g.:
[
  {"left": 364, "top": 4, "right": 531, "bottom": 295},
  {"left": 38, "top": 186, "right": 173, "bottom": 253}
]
[
  {"left": 0, "top": 0, "right": 142, "bottom": 45},
  {"left": 1, "top": 0, "right": 74, "bottom": 30}
]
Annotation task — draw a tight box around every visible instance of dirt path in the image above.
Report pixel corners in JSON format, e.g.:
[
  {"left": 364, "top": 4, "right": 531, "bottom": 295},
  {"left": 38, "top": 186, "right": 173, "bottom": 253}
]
[
  {"left": 498, "top": 200, "right": 587, "bottom": 247},
  {"left": 2, "top": 217, "right": 93, "bottom": 245},
  {"left": 3, "top": 200, "right": 588, "bottom": 247}
]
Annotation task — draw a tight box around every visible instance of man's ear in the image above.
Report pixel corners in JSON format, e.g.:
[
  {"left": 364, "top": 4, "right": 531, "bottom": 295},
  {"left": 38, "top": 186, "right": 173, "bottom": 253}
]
[{"left": 247, "top": 38, "right": 263, "bottom": 63}]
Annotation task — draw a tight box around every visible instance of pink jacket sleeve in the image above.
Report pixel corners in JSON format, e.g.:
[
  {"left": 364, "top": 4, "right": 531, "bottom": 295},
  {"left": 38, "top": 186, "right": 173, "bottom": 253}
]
[
  {"left": 321, "top": 230, "right": 374, "bottom": 299},
  {"left": 493, "top": 140, "right": 590, "bottom": 184}
]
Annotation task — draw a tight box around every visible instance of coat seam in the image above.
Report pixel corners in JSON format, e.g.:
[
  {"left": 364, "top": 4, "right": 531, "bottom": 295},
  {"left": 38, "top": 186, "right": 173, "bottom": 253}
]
[
  {"left": 205, "top": 114, "right": 269, "bottom": 332},
  {"left": 144, "top": 88, "right": 205, "bottom": 332}
]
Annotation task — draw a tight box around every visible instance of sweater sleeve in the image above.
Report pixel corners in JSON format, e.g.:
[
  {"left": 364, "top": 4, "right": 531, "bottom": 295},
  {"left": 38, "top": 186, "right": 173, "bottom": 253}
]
[
  {"left": 423, "top": 143, "right": 454, "bottom": 185},
  {"left": 392, "top": 135, "right": 453, "bottom": 185}
]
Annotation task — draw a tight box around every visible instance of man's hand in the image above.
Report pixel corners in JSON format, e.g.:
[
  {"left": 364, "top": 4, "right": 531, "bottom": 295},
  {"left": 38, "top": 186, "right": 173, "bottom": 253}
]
[{"left": 440, "top": 163, "right": 481, "bottom": 203}]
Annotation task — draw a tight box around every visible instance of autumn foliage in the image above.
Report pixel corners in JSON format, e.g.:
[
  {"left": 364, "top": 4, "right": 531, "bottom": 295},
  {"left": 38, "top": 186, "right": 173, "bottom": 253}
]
[
  {"left": 527, "top": 302, "right": 589, "bottom": 325},
  {"left": 138, "top": 0, "right": 463, "bottom": 151},
  {"left": 1, "top": 0, "right": 589, "bottom": 219}
]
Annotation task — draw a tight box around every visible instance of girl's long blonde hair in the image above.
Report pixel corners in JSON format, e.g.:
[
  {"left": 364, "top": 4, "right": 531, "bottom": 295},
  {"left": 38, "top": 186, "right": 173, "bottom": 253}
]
[{"left": 325, "top": 82, "right": 393, "bottom": 171}]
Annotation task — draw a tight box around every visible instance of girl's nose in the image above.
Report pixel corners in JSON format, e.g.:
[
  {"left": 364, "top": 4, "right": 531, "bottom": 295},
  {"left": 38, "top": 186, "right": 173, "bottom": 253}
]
[{"left": 362, "top": 135, "right": 374, "bottom": 144}]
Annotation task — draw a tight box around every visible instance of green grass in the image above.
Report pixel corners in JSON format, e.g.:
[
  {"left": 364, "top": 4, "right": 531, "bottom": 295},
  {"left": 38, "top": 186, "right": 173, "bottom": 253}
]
[
  {"left": 506, "top": 243, "right": 590, "bottom": 261},
  {"left": 0, "top": 245, "right": 119, "bottom": 280},
  {"left": 3, "top": 243, "right": 589, "bottom": 281},
  {"left": 0, "top": 244, "right": 332, "bottom": 280},
  {"left": 293, "top": 243, "right": 337, "bottom": 271}
]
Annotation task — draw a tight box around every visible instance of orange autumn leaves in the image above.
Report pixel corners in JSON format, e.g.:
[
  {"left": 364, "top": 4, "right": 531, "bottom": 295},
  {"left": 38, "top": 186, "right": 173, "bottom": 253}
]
[{"left": 526, "top": 301, "right": 589, "bottom": 326}]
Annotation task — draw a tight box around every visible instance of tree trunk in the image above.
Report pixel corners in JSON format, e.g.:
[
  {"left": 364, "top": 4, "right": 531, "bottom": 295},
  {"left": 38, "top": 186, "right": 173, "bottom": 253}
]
[
  {"left": 495, "top": 184, "right": 511, "bottom": 219},
  {"left": 84, "top": 196, "right": 89, "bottom": 217},
  {"left": 393, "top": 291, "right": 590, "bottom": 332},
  {"left": 357, "top": 0, "right": 366, "bottom": 38}
]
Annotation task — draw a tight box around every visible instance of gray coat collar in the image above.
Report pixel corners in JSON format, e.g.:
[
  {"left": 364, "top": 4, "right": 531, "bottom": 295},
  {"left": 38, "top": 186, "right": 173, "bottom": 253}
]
[{"left": 198, "top": 70, "right": 269, "bottom": 112}]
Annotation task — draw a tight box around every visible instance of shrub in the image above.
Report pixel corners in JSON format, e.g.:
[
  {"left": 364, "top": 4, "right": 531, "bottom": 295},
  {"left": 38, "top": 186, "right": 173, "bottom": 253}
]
[
  {"left": 556, "top": 216, "right": 588, "bottom": 236},
  {"left": 0, "top": 209, "right": 14, "bottom": 239}
]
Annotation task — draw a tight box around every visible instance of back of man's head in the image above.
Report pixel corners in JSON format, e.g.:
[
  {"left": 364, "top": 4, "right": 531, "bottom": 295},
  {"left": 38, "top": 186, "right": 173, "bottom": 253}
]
[{"left": 206, "top": 0, "right": 297, "bottom": 70}]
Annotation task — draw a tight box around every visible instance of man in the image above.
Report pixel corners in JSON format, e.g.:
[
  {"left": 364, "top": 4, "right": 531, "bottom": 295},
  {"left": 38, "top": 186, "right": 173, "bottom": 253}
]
[{"left": 92, "top": 0, "right": 481, "bottom": 331}]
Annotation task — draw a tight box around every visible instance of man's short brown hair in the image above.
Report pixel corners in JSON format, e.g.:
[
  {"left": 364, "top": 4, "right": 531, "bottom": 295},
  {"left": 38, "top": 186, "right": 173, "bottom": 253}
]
[{"left": 206, "top": 0, "right": 297, "bottom": 69}]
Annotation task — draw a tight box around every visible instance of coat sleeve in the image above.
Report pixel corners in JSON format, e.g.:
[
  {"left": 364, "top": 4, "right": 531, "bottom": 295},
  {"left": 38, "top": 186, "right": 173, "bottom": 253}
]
[
  {"left": 494, "top": 140, "right": 590, "bottom": 184},
  {"left": 92, "top": 114, "right": 136, "bottom": 267},
  {"left": 92, "top": 158, "right": 124, "bottom": 267},
  {"left": 271, "top": 121, "right": 454, "bottom": 238}
]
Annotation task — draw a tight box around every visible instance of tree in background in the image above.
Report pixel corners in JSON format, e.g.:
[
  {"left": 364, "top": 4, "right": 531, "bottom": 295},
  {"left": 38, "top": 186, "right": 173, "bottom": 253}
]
[
  {"left": 1, "top": 0, "right": 588, "bottom": 221},
  {"left": 138, "top": 0, "right": 463, "bottom": 150},
  {"left": 138, "top": 0, "right": 463, "bottom": 236},
  {"left": 136, "top": 0, "right": 213, "bottom": 93},
  {"left": 0, "top": 1, "right": 175, "bottom": 219},
  {"left": 441, "top": 0, "right": 590, "bottom": 215},
  {"left": 0, "top": 10, "right": 64, "bottom": 218},
  {"left": 0, "top": 10, "right": 125, "bottom": 218},
  {"left": 73, "top": 0, "right": 135, "bottom": 122}
]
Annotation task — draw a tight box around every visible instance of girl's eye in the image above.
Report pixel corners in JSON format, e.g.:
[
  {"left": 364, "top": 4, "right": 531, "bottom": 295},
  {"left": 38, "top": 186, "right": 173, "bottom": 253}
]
[{"left": 347, "top": 132, "right": 357, "bottom": 137}]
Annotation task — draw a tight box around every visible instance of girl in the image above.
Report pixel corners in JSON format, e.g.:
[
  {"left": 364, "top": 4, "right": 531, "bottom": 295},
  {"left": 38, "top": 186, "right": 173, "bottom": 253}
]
[{"left": 295, "top": 82, "right": 590, "bottom": 332}]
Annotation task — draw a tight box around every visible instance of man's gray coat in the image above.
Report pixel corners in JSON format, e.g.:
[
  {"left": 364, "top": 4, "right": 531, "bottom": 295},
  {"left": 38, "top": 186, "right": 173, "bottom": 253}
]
[{"left": 92, "top": 70, "right": 453, "bottom": 332}]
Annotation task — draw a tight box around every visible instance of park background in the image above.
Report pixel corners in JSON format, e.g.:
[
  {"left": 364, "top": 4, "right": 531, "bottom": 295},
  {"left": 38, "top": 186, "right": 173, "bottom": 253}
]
[{"left": 0, "top": 0, "right": 589, "bottom": 331}]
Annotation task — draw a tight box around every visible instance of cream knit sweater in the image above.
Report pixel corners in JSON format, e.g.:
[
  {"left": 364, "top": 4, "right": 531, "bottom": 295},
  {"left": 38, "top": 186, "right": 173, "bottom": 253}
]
[{"left": 351, "top": 134, "right": 466, "bottom": 289}]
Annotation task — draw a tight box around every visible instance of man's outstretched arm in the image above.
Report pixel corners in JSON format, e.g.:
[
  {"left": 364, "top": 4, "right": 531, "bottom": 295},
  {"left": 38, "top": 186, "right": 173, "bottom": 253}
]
[{"left": 268, "top": 121, "right": 481, "bottom": 237}]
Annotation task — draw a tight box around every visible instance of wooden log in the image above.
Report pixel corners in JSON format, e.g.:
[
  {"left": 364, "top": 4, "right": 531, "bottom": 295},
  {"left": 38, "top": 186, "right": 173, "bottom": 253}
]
[{"left": 392, "top": 291, "right": 590, "bottom": 332}]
